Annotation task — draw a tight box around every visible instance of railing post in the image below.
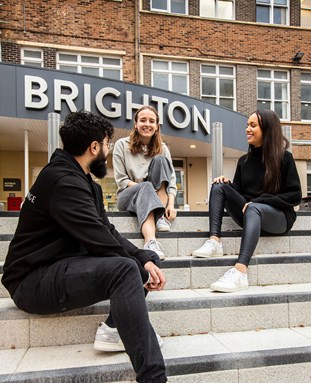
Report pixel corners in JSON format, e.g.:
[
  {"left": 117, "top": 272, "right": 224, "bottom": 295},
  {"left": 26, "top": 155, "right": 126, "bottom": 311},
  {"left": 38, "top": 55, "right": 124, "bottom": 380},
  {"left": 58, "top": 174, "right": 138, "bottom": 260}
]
[
  {"left": 212, "top": 122, "right": 223, "bottom": 179},
  {"left": 48, "top": 112, "right": 61, "bottom": 161},
  {"left": 282, "top": 125, "right": 292, "bottom": 152}
]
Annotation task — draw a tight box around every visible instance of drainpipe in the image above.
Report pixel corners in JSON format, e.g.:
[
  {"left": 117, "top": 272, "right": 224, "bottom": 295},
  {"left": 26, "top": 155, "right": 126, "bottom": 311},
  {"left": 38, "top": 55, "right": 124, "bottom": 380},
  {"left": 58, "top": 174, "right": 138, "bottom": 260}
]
[
  {"left": 282, "top": 125, "right": 292, "bottom": 152},
  {"left": 212, "top": 122, "right": 223, "bottom": 179},
  {"left": 134, "top": 0, "right": 140, "bottom": 83}
]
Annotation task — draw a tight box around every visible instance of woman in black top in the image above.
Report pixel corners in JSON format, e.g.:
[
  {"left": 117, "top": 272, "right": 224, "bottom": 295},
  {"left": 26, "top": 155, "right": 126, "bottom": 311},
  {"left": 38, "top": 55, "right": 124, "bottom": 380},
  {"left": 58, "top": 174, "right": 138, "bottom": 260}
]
[{"left": 192, "top": 109, "right": 302, "bottom": 292}]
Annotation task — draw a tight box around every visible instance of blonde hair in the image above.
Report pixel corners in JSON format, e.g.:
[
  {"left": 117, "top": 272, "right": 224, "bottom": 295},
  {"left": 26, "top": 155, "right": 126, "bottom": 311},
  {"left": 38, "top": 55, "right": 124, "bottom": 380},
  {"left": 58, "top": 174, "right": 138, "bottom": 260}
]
[{"left": 129, "top": 106, "right": 163, "bottom": 157}]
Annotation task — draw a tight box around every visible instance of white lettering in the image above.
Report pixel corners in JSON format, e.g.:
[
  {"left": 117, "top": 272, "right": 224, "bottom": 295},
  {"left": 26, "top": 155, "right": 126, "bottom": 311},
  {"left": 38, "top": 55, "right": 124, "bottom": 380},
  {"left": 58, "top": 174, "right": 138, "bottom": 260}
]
[
  {"left": 95, "top": 87, "right": 121, "bottom": 117},
  {"left": 26, "top": 192, "right": 36, "bottom": 204},
  {"left": 192, "top": 106, "right": 210, "bottom": 134},
  {"left": 54, "top": 80, "right": 78, "bottom": 112},
  {"left": 25, "top": 75, "right": 49, "bottom": 109},
  {"left": 125, "top": 91, "right": 149, "bottom": 120},
  {"left": 167, "top": 101, "right": 191, "bottom": 129},
  {"left": 84, "top": 83, "right": 91, "bottom": 112}
]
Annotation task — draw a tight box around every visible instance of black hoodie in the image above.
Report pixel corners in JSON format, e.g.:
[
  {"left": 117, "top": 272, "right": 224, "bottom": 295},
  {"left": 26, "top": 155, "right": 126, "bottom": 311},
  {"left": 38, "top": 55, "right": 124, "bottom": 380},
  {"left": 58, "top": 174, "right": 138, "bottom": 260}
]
[{"left": 2, "top": 149, "right": 154, "bottom": 296}]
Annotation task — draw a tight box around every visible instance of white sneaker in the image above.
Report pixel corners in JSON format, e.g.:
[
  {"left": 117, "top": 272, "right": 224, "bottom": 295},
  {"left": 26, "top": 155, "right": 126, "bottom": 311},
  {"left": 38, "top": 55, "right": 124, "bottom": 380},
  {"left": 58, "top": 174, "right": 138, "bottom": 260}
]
[
  {"left": 192, "top": 238, "right": 223, "bottom": 258},
  {"left": 156, "top": 215, "right": 171, "bottom": 232},
  {"left": 210, "top": 268, "right": 249, "bottom": 293},
  {"left": 144, "top": 239, "right": 165, "bottom": 260},
  {"left": 94, "top": 322, "right": 163, "bottom": 352}
]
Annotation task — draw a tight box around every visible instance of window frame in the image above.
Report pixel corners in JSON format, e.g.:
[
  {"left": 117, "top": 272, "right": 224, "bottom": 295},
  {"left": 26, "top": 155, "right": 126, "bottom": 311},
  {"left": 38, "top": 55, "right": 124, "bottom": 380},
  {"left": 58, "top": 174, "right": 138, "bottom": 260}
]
[
  {"left": 256, "top": 68, "right": 290, "bottom": 121},
  {"left": 56, "top": 52, "right": 123, "bottom": 80},
  {"left": 150, "top": 0, "right": 188, "bottom": 15},
  {"left": 301, "top": 0, "right": 311, "bottom": 28},
  {"left": 301, "top": 72, "right": 311, "bottom": 121},
  {"left": 21, "top": 47, "right": 44, "bottom": 67},
  {"left": 256, "top": 0, "right": 289, "bottom": 25},
  {"left": 151, "top": 59, "right": 189, "bottom": 95},
  {"left": 200, "top": 63, "right": 236, "bottom": 111}
]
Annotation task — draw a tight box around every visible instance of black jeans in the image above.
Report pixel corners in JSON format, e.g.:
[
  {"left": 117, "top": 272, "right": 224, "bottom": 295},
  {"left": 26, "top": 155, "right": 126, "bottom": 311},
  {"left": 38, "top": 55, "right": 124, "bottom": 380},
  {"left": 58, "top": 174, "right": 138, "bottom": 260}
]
[
  {"left": 209, "top": 182, "right": 287, "bottom": 266},
  {"left": 12, "top": 255, "right": 167, "bottom": 383}
]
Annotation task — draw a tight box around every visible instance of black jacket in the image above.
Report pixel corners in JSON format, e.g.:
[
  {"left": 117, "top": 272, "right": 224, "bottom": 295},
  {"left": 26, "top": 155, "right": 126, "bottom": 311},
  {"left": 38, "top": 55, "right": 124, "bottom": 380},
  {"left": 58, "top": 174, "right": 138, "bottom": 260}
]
[
  {"left": 231, "top": 147, "right": 302, "bottom": 231},
  {"left": 2, "top": 149, "right": 155, "bottom": 296}
]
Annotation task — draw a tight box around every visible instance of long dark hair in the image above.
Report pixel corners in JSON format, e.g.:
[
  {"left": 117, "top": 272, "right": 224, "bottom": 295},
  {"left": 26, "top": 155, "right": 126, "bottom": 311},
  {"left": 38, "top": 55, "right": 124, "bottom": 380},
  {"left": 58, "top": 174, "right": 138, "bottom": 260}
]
[
  {"left": 250, "top": 109, "right": 289, "bottom": 193},
  {"left": 129, "top": 106, "right": 163, "bottom": 157}
]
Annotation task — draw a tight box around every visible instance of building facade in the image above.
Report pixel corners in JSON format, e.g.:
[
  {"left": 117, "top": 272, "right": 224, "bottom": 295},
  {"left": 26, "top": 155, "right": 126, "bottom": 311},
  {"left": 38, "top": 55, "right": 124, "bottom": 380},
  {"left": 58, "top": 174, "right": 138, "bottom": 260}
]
[{"left": 0, "top": 0, "right": 310, "bottom": 210}]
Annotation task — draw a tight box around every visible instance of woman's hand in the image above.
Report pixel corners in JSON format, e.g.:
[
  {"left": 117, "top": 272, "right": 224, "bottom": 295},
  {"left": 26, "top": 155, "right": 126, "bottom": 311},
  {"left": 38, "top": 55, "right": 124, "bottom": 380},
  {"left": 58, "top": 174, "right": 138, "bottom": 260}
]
[
  {"left": 143, "top": 261, "right": 166, "bottom": 291},
  {"left": 213, "top": 175, "right": 230, "bottom": 184},
  {"left": 242, "top": 202, "right": 252, "bottom": 214},
  {"left": 165, "top": 193, "right": 177, "bottom": 221}
]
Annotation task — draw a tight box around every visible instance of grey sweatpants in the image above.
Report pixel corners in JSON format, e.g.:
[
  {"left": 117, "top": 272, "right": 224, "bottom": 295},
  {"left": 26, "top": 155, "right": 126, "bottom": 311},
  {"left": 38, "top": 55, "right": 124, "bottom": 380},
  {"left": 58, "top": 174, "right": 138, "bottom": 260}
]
[{"left": 117, "top": 155, "right": 173, "bottom": 230}]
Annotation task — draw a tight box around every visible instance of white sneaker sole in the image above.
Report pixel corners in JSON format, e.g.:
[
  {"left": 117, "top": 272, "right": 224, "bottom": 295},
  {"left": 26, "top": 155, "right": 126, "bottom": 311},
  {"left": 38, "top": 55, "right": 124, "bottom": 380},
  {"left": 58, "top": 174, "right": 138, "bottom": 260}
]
[
  {"left": 156, "top": 226, "right": 171, "bottom": 232},
  {"left": 94, "top": 340, "right": 125, "bottom": 352},
  {"left": 192, "top": 250, "right": 224, "bottom": 258},
  {"left": 210, "top": 283, "right": 248, "bottom": 293}
]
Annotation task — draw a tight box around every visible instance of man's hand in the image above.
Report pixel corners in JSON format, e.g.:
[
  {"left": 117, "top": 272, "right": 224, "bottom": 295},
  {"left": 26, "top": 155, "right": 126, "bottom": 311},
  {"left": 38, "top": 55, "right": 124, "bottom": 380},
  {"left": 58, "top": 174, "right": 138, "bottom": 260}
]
[
  {"left": 213, "top": 175, "right": 230, "bottom": 184},
  {"left": 143, "top": 261, "right": 166, "bottom": 291}
]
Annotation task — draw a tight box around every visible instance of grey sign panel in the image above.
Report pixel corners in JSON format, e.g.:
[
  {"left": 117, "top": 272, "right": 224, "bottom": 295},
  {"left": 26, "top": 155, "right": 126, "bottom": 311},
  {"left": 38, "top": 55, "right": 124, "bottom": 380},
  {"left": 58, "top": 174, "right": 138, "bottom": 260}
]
[{"left": 0, "top": 62, "right": 248, "bottom": 151}]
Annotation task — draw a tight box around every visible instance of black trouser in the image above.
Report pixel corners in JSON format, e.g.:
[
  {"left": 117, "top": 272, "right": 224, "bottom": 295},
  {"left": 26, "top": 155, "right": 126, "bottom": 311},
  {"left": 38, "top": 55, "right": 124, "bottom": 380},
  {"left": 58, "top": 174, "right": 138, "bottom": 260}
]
[
  {"left": 209, "top": 183, "right": 287, "bottom": 266},
  {"left": 12, "top": 256, "right": 167, "bottom": 383}
]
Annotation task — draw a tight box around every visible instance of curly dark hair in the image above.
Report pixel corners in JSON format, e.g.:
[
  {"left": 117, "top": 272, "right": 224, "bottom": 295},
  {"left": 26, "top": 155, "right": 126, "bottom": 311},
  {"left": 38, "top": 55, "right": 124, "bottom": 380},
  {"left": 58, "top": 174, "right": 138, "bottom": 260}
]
[{"left": 59, "top": 111, "right": 114, "bottom": 156}]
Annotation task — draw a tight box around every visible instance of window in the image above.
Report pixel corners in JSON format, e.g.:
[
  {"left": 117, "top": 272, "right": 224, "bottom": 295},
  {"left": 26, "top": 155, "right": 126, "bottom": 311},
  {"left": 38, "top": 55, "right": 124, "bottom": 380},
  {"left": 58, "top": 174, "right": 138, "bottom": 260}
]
[
  {"left": 201, "top": 64, "right": 236, "bottom": 110},
  {"left": 301, "top": 0, "right": 311, "bottom": 27},
  {"left": 301, "top": 72, "right": 311, "bottom": 120},
  {"left": 57, "top": 53, "right": 122, "bottom": 79},
  {"left": 200, "top": 0, "right": 234, "bottom": 20},
  {"left": 151, "top": 0, "right": 187, "bottom": 15},
  {"left": 256, "top": 0, "right": 288, "bottom": 25},
  {"left": 21, "top": 48, "right": 43, "bottom": 67},
  {"left": 257, "top": 69, "right": 289, "bottom": 120},
  {"left": 151, "top": 60, "right": 189, "bottom": 95}
]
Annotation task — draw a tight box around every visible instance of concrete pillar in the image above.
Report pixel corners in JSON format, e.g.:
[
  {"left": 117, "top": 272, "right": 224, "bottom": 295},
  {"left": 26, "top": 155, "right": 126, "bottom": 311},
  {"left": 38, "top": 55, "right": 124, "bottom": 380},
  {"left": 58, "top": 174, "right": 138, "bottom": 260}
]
[
  {"left": 48, "top": 112, "right": 61, "bottom": 161},
  {"left": 212, "top": 122, "right": 223, "bottom": 179},
  {"left": 282, "top": 125, "right": 292, "bottom": 152}
]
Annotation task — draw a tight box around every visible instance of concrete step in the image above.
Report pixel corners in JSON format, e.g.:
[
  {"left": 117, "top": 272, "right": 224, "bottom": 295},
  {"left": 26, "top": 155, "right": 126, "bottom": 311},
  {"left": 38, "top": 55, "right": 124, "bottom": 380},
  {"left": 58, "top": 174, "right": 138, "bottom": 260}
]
[
  {"left": 1, "top": 326, "right": 311, "bottom": 382},
  {"left": 1, "top": 283, "right": 311, "bottom": 350}
]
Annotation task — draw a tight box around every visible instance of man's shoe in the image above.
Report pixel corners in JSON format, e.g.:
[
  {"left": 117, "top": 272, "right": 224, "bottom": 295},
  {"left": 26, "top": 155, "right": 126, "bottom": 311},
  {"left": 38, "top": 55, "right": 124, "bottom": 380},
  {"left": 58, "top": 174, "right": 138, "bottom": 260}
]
[
  {"left": 210, "top": 267, "right": 249, "bottom": 293},
  {"left": 94, "top": 322, "right": 163, "bottom": 352},
  {"left": 192, "top": 238, "right": 223, "bottom": 258},
  {"left": 156, "top": 215, "right": 171, "bottom": 232},
  {"left": 144, "top": 239, "right": 165, "bottom": 260}
]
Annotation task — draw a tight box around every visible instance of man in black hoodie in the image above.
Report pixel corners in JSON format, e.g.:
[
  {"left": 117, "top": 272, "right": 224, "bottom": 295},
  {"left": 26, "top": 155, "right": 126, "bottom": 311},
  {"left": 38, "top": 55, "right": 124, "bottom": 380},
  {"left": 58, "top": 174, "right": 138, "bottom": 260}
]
[{"left": 2, "top": 111, "right": 168, "bottom": 383}]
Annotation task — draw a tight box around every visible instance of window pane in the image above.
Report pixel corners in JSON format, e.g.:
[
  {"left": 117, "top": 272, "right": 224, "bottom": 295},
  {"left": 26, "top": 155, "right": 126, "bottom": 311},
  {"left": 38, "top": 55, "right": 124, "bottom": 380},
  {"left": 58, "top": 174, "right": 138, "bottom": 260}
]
[
  {"left": 274, "top": 82, "right": 287, "bottom": 100},
  {"left": 172, "top": 62, "right": 187, "bottom": 72},
  {"left": 24, "top": 50, "right": 42, "bottom": 59},
  {"left": 256, "top": 5, "right": 270, "bottom": 23},
  {"left": 202, "top": 78, "right": 216, "bottom": 95},
  {"left": 302, "top": 84, "right": 311, "bottom": 101},
  {"left": 152, "top": 0, "right": 167, "bottom": 10},
  {"left": 257, "top": 0, "right": 271, "bottom": 4},
  {"left": 59, "top": 53, "right": 77, "bottom": 62},
  {"left": 200, "top": 0, "right": 215, "bottom": 17},
  {"left": 274, "top": 71, "right": 287, "bottom": 79},
  {"left": 301, "top": 104, "right": 311, "bottom": 120},
  {"left": 257, "top": 100, "right": 271, "bottom": 109},
  {"left": 153, "top": 61, "right": 169, "bottom": 70},
  {"left": 201, "top": 65, "right": 216, "bottom": 74},
  {"left": 274, "top": 7, "right": 286, "bottom": 24},
  {"left": 153, "top": 73, "right": 169, "bottom": 90},
  {"left": 301, "top": 10, "right": 311, "bottom": 27},
  {"left": 172, "top": 75, "right": 187, "bottom": 94},
  {"left": 103, "top": 69, "right": 121, "bottom": 80},
  {"left": 81, "top": 67, "right": 99, "bottom": 76},
  {"left": 59, "top": 65, "right": 78, "bottom": 72},
  {"left": 257, "top": 69, "right": 271, "bottom": 78},
  {"left": 218, "top": 1, "right": 233, "bottom": 19},
  {"left": 301, "top": 73, "right": 311, "bottom": 82},
  {"left": 102, "top": 58, "right": 121, "bottom": 66},
  {"left": 23, "top": 61, "right": 42, "bottom": 68},
  {"left": 219, "top": 98, "right": 233, "bottom": 109},
  {"left": 219, "top": 66, "right": 233, "bottom": 75},
  {"left": 258, "top": 82, "right": 271, "bottom": 99},
  {"left": 220, "top": 79, "right": 233, "bottom": 97},
  {"left": 274, "top": 0, "right": 287, "bottom": 5},
  {"left": 202, "top": 96, "right": 216, "bottom": 104},
  {"left": 172, "top": 0, "right": 186, "bottom": 14},
  {"left": 274, "top": 102, "right": 287, "bottom": 119},
  {"left": 81, "top": 56, "right": 99, "bottom": 64}
]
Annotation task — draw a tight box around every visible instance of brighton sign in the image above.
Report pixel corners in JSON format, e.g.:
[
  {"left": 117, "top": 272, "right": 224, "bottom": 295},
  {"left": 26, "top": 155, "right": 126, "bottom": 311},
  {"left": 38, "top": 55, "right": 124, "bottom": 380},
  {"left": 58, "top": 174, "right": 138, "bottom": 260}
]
[{"left": 0, "top": 62, "right": 247, "bottom": 149}]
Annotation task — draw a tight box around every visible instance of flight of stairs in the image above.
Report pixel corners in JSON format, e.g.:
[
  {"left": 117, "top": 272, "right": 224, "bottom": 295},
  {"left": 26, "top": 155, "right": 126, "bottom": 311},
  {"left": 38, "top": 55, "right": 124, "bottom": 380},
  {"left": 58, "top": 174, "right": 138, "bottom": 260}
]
[{"left": 1, "top": 210, "right": 311, "bottom": 382}]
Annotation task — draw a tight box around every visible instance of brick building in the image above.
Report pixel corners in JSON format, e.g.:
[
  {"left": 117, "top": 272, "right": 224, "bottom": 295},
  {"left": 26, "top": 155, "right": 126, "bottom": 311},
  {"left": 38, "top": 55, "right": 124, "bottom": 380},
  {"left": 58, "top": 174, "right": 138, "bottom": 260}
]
[{"left": 0, "top": 0, "right": 310, "bottom": 209}]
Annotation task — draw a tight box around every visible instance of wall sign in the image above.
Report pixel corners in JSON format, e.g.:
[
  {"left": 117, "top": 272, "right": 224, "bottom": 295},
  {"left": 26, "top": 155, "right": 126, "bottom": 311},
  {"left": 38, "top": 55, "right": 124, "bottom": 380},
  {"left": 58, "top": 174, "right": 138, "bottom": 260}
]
[{"left": 3, "top": 178, "right": 22, "bottom": 191}]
